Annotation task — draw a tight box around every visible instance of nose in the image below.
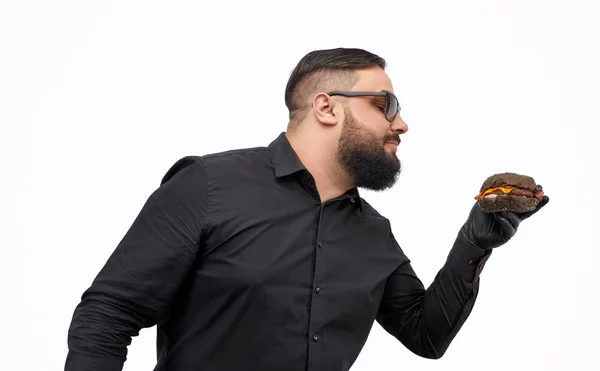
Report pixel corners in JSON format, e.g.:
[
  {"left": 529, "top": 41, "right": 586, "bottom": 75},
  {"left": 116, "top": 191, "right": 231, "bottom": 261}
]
[{"left": 391, "top": 114, "right": 408, "bottom": 134}]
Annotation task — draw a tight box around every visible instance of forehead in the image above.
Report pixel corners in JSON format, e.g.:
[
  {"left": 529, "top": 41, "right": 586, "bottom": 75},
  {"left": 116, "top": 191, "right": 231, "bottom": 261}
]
[{"left": 352, "top": 66, "right": 394, "bottom": 93}]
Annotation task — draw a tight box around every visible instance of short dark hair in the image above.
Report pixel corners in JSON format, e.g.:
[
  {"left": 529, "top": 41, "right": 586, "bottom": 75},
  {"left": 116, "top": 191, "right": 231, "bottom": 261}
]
[{"left": 284, "top": 48, "right": 387, "bottom": 129}]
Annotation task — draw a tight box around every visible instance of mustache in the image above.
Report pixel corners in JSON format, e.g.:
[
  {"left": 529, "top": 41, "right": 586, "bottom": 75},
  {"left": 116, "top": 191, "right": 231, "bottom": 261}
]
[{"left": 383, "top": 134, "right": 401, "bottom": 144}]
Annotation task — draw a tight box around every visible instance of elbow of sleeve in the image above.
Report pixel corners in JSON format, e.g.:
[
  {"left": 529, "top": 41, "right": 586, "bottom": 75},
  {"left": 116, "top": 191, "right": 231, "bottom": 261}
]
[
  {"left": 403, "top": 339, "right": 446, "bottom": 360},
  {"left": 409, "top": 341, "right": 446, "bottom": 360},
  {"left": 67, "top": 295, "right": 141, "bottom": 361},
  {"left": 66, "top": 316, "right": 129, "bottom": 371},
  {"left": 419, "top": 348, "right": 445, "bottom": 360},
  {"left": 379, "top": 316, "right": 450, "bottom": 361},
  {"left": 65, "top": 350, "right": 126, "bottom": 371},
  {"left": 394, "top": 341, "right": 445, "bottom": 360}
]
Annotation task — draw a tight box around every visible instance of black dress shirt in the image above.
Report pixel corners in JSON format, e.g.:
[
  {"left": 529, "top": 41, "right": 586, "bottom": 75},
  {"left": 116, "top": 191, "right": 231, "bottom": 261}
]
[{"left": 65, "top": 132, "right": 493, "bottom": 371}]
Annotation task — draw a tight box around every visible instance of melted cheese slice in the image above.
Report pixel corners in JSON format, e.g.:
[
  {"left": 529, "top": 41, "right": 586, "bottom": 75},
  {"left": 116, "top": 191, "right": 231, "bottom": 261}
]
[{"left": 475, "top": 185, "right": 515, "bottom": 200}]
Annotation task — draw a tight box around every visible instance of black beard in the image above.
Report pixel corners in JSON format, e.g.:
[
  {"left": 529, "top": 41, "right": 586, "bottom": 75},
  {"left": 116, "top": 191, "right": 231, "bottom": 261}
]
[{"left": 336, "top": 108, "right": 401, "bottom": 191}]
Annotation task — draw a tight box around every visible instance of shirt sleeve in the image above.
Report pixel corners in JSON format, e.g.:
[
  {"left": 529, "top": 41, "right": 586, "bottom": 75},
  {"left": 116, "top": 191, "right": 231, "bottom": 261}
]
[
  {"left": 64, "top": 156, "right": 209, "bottom": 371},
  {"left": 376, "top": 224, "right": 493, "bottom": 359}
]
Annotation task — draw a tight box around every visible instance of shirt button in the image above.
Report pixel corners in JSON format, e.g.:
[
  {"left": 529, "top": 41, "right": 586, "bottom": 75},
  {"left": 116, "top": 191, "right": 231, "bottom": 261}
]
[
  {"left": 315, "top": 287, "right": 321, "bottom": 293},
  {"left": 318, "top": 242, "right": 322, "bottom": 248},
  {"left": 313, "top": 334, "right": 319, "bottom": 342},
  {"left": 468, "top": 259, "right": 473, "bottom": 265}
]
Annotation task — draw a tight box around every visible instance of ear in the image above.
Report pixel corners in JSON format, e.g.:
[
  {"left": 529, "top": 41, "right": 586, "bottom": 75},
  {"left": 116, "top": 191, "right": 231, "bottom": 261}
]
[{"left": 312, "top": 93, "right": 340, "bottom": 126}]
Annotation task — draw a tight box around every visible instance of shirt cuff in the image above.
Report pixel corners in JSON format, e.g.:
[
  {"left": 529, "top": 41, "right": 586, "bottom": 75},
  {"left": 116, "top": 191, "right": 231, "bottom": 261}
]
[{"left": 446, "top": 229, "right": 494, "bottom": 284}]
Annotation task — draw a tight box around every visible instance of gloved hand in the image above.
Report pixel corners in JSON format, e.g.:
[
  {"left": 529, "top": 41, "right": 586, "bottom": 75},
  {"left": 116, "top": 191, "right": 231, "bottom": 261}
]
[{"left": 461, "top": 195, "right": 550, "bottom": 249}]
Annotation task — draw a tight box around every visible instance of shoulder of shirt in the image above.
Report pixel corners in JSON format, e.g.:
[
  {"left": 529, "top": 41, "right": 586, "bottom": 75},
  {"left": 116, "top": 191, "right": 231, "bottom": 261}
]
[
  {"left": 358, "top": 199, "right": 404, "bottom": 253},
  {"left": 200, "top": 146, "right": 268, "bottom": 162},
  {"left": 357, "top": 197, "right": 390, "bottom": 222},
  {"left": 159, "top": 146, "right": 268, "bottom": 185}
]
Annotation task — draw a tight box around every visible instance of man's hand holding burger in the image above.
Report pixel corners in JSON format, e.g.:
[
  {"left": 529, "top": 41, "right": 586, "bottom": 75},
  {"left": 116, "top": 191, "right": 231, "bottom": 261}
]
[{"left": 461, "top": 172, "right": 550, "bottom": 250}]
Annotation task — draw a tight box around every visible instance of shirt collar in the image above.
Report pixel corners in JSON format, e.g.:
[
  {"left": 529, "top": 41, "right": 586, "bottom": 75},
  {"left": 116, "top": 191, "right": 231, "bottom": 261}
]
[
  {"left": 268, "top": 132, "right": 363, "bottom": 211},
  {"left": 268, "top": 132, "right": 306, "bottom": 178}
]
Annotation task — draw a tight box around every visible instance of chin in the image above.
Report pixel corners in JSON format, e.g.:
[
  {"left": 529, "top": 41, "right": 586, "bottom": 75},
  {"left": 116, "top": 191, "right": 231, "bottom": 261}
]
[{"left": 386, "top": 151, "right": 399, "bottom": 162}]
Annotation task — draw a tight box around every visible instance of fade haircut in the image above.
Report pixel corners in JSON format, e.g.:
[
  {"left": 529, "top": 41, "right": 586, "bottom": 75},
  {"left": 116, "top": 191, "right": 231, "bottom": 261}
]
[{"left": 284, "top": 48, "right": 386, "bottom": 130}]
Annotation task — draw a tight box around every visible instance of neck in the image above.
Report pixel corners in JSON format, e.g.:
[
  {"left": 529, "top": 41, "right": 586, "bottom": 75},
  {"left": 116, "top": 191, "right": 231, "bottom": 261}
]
[{"left": 285, "top": 130, "right": 354, "bottom": 202}]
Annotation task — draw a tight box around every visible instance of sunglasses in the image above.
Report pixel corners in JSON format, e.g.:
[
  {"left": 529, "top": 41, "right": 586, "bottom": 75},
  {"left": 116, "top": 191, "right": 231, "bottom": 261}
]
[{"left": 327, "top": 91, "right": 401, "bottom": 122}]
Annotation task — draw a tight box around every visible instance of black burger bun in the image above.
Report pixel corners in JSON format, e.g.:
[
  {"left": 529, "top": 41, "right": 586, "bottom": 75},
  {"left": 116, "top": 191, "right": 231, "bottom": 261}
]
[
  {"left": 479, "top": 172, "right": 537, "bottom": 192},
  {"left": 478, "top": 194, "right": 540, "bottom": 213}
]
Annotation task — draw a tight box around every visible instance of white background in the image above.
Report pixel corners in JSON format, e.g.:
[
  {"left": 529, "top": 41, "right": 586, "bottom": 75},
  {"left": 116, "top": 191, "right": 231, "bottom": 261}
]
[{"left": 2, "top": 0, "right": 599, "bottom": 370}]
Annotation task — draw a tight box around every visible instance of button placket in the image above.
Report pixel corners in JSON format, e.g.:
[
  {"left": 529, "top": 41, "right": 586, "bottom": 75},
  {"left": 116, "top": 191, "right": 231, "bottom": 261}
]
[{"left": 309, "top": 204, "right": 325, "bottom": 349}]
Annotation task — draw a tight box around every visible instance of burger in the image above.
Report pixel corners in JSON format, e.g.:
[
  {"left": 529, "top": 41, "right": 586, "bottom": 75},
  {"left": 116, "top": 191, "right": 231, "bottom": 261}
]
[{"left": 475, "top": 172, "right": 544, "bottom": 213}]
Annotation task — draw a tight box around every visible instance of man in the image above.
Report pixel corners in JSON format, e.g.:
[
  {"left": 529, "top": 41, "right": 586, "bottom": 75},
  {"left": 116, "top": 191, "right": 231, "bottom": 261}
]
[{"left": 65, "top": 48, "right": 549, "bottom": 371}]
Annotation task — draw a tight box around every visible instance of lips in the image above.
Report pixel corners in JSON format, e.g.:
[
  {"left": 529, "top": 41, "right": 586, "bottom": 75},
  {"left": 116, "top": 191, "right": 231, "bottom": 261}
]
[{"left": 384, "top": 135, "right": 400, "bottom": 146}]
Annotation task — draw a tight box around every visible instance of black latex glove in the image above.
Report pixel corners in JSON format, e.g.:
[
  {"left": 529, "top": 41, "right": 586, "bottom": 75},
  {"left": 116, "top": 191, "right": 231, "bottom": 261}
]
[{"left": 461, "top": 195, "right": 550, "bottom": 250}]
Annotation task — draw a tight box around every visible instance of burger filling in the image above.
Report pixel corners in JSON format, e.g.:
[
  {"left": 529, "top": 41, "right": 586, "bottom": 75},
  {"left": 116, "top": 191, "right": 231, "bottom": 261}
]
[{"left": 475, "top": 185, "right": 544, "bottom": 201}]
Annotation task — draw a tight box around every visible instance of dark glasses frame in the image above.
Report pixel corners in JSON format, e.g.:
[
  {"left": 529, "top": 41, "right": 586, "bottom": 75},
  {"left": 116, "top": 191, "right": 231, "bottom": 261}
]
[{"left": 327, "top": 91, "right": 400, "bottom": 122}]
